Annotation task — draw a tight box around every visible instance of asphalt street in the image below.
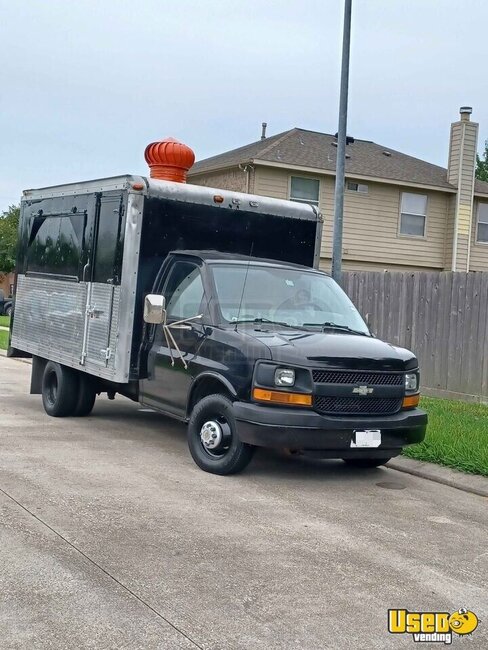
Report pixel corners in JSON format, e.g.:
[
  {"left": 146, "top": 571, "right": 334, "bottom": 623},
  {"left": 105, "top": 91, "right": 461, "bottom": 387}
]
[{"left": 0, "top": 355, "right": 486, "bottom": 649}]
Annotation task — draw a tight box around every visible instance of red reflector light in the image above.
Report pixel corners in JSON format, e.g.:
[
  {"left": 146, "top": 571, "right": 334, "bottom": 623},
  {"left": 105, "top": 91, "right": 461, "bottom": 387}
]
[
  {"left": 213, "top": 195, "right": 224, "bottom": 203},
  {"left": 132, "top": 183, "right": 144, "bottom": 191}
]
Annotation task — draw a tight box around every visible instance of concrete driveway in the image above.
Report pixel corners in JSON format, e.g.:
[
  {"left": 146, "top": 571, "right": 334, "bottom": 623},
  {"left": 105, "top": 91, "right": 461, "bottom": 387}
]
[{"left": 0, "top": 355, "right": 486, "bottom": 649}]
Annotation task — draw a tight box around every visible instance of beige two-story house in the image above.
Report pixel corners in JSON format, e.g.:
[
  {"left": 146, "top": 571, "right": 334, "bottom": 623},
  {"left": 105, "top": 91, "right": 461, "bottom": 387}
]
[{"left": 188, "top": 107, "right": 488, "bottom": 272}]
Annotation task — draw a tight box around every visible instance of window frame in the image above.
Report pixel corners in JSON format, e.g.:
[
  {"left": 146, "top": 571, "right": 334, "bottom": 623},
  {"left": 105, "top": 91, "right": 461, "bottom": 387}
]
[
  {"left": 92, "top": 193, "right": 126, "bottom": 285},
  {"left": 475, "top": 202, "right": 488, "bottom": 245},
  {"left": 289, "top": 175, "right": 320, "bottom": 207},
  {"left": 25, "top": 211, "right": 87, "bottom": 281},
  {"left": 163, "top": 261, "right": 206, "bottom": 322},
  {"left": 398, "top": 191, "right": 428, "bottom": 239}
]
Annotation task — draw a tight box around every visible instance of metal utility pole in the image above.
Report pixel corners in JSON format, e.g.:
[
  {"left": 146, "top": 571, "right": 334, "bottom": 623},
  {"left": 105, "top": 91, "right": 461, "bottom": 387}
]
[{"left": 331, "top": 0, "right": 352, "bottom": 284}]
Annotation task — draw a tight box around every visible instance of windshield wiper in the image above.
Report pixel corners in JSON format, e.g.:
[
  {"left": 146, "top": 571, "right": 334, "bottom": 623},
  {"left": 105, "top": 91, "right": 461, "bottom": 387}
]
[
  {"left": 233, "top": 317, "right": 296, "bottom": 328},
  {"left": 302, "top": 321, "right": 371, "bottom": 337}
]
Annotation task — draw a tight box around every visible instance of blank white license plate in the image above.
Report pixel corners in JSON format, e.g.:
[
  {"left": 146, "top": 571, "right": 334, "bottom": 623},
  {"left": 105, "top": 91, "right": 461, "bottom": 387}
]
[{"left": 351, "top": 429, "right": 382, "bottom": 448}]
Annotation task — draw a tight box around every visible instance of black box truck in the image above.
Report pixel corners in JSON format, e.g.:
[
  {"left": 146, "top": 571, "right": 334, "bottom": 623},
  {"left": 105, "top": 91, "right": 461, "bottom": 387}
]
[{"left": 9, "top": 141, "right": 426, "bottom": 474}]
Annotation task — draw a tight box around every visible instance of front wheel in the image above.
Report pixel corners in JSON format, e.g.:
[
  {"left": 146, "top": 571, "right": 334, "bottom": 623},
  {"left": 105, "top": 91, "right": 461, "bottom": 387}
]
[
  {"left": 342, "top": 457, "right": 392, "bottom": 468},
  {"left": 187, "top": 394, "right": 255, "bottom": 475}
]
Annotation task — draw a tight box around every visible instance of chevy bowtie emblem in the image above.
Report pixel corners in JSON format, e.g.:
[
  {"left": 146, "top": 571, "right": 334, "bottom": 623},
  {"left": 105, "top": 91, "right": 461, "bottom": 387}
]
[{"left": 353, "top": 385, "right": 373, "bottom": 396}]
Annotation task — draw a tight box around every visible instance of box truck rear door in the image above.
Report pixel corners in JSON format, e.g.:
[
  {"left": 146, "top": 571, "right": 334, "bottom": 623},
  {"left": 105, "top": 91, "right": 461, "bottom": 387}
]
[{"left": 81, "top": 192, "right": 126, "bottom": 368}]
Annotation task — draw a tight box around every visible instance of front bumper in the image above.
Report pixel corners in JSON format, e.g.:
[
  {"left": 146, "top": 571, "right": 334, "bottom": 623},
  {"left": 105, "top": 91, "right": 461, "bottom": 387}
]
[{"left": 234, "top": 402, "right": 427, "bottom": 457}]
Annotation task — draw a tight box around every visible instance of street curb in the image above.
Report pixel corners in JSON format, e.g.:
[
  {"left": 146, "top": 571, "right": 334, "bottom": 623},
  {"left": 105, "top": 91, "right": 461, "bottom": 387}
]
[{"left": 387, "top": 456, "right": 488, "bottom": 498}]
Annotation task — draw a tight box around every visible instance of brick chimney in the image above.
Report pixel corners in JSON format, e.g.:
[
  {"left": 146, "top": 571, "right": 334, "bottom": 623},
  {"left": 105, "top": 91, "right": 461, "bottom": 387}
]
[{"left": 446, "top": 107, "right": 478, "bottom": 271}]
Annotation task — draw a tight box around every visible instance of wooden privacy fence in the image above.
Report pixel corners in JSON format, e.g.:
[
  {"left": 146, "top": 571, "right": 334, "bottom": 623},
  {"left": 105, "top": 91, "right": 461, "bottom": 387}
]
[{"left": 342, "top": 271, "right": 488, "bottom": 402}]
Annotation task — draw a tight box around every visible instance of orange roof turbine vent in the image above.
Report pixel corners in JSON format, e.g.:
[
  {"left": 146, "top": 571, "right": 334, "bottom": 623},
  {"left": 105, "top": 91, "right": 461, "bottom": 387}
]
[{"left": 144, "top": 137, "right": 195, "bottom": 183}]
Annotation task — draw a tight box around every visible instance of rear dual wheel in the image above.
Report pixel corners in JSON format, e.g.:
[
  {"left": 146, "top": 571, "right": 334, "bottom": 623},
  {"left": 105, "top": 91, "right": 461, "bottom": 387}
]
[
  {"left": 75, "top": 373, "right": 97, "bottom": 416},
  {"left": 41, "top": 362, "right": 96, "bottom": 417}
]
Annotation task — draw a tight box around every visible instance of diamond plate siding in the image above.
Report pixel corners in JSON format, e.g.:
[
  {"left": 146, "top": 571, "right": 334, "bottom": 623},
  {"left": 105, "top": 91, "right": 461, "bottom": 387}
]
[
  {"left": 12, "top": 275, "right": 86, "bottom": 364},
  {"left": 86, "top": 284, "right": 120, "bottom": 369},
  {"left": 11, "top": 275, "right": 123, "bottom": 381}
]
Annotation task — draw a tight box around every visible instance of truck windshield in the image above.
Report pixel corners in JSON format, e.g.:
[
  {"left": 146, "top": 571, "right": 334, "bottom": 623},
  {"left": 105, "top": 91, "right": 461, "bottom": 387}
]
[{"left": 211, "top": 264, "right": 369, "bottom": 334}]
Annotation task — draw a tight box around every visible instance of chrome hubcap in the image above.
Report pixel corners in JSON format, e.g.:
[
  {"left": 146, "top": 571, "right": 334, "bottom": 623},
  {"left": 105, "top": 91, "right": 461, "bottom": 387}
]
[{"left": 200, "top": 420, "right": 223, "bottom": 450}]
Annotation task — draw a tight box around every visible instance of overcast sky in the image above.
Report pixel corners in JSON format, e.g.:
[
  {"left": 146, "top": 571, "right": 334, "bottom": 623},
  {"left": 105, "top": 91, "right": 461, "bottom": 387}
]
[{"left": 1, "top": 0, "right": 487, "bottom": 208}]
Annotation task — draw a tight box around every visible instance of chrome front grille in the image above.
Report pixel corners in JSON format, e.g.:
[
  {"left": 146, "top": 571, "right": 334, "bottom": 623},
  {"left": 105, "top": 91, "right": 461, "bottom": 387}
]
[
  {"left": 313, "top": 396, "right": 403, "bottom": 416},
  {"left": 312, "top": 370, "right": 403, "bottom": 386}
]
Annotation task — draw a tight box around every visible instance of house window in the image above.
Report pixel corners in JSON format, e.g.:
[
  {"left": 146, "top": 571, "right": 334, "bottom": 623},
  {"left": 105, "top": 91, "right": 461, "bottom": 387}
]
[
  {"left": 476, "top": 203, "right": 488, "bottom": 243},
  {"left": 400, "top": 192, "right": 427, "bottom": 237},
  {"left": 347, "top": 181, "right": 368, "bottom": 194},
  {"left": 290, "top": 177, "right": 320, "bottom": 206}
]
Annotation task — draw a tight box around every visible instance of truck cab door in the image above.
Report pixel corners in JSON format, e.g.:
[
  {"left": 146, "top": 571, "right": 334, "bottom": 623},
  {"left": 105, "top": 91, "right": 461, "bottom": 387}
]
[{"left": 140, "top": 260, "right": 208, "bottom": 417}]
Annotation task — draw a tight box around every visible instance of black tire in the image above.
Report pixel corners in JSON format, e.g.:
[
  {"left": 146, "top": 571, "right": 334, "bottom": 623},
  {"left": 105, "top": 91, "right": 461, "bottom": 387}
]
[
  {"left": 41, "top": 361, "right": 79, "bottom": 417},
  {"left": 4, "top": 303, "right": 12, "bottom": 317},
  {"left": 73, "top": 373, "right": 96, "bottom": 416},
  {"left": 187, "top": 394, "right": 255, "bottom": 475},
  {"left": 342, "top": 457, "right": 392, "bottom": 468}
]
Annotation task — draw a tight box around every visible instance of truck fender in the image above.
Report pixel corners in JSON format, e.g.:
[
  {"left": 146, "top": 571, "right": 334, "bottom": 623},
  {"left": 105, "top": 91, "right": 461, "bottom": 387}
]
[{"left": 187, "top": 372, "right": 238, "bottom": 417}]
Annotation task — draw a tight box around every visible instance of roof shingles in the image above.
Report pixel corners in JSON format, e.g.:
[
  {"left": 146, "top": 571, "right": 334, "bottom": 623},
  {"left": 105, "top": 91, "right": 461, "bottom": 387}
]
[{"left": 189, "top": 128, "right": 488, "bottom": 196}]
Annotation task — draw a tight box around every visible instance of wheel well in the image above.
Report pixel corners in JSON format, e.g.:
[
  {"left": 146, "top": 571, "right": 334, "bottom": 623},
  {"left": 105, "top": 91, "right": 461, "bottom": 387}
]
[{"left": 188, "top": 376, "right": 233, "bottom": 415}]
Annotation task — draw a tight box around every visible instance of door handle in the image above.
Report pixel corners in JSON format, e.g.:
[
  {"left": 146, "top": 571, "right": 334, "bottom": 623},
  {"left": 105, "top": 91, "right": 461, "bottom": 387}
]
[{"left": 87, "top": 307, "right": 104, "bottom": 319}]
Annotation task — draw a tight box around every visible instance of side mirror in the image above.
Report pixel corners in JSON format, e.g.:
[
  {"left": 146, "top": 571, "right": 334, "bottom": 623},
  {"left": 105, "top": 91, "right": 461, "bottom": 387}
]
[{"left": 144, "top": 294, "right": 166, "bottom": 324}]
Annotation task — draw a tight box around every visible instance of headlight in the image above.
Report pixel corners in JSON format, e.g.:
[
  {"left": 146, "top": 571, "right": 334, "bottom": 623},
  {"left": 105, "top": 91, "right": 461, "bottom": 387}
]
[
  {"left": 405, "top": 373, "right": 418, "bottom": 392},
  {"left": 274, "top": 368, "right": 295, "bottom": 387}
]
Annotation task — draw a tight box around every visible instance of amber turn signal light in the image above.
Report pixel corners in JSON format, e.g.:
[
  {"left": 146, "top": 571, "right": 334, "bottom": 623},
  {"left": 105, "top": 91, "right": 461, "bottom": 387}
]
[
  {"left": 402, "top": 394, "right": 420, "bottom": 409},
  {"left": 252, "top": 388, "right": 312, "bottom": 406}
]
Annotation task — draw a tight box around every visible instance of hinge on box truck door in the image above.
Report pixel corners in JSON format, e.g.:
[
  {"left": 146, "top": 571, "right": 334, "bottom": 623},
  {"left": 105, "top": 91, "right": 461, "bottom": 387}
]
[{"left": 101, "top": 347, "right": 112, "bottom": 363}]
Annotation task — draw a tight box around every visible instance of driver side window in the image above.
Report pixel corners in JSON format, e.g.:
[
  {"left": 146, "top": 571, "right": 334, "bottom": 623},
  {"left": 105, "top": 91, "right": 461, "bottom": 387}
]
[{"left": 165, "top": 262, "right": 205, "bottom": 320}]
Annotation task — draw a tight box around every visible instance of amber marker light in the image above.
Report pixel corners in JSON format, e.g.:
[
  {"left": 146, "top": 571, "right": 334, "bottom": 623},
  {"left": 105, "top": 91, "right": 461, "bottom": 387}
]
[
  {"left": 252, "top": 388, "right": 312, "bottom": 406},
  {"left": 213, "top": 195, "right": 224, "bottom": 203},
  {"left": 402, "top": 394, "right": 420, "bottom": 409},
  {"left": 132, "top": 182, "right": 144, "bottom": 191}
]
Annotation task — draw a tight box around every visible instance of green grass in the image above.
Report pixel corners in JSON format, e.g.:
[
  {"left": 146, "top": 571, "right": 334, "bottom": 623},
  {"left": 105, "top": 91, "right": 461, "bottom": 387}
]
[
  {"left": 403, "top": 396, "right": 488, "bottom": 476},
  {"left": 0, "top": 315, "right": 10, "bottom": 328},
  {"left": 0, "top": 330, "right": 8, "bottom": 350}
]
